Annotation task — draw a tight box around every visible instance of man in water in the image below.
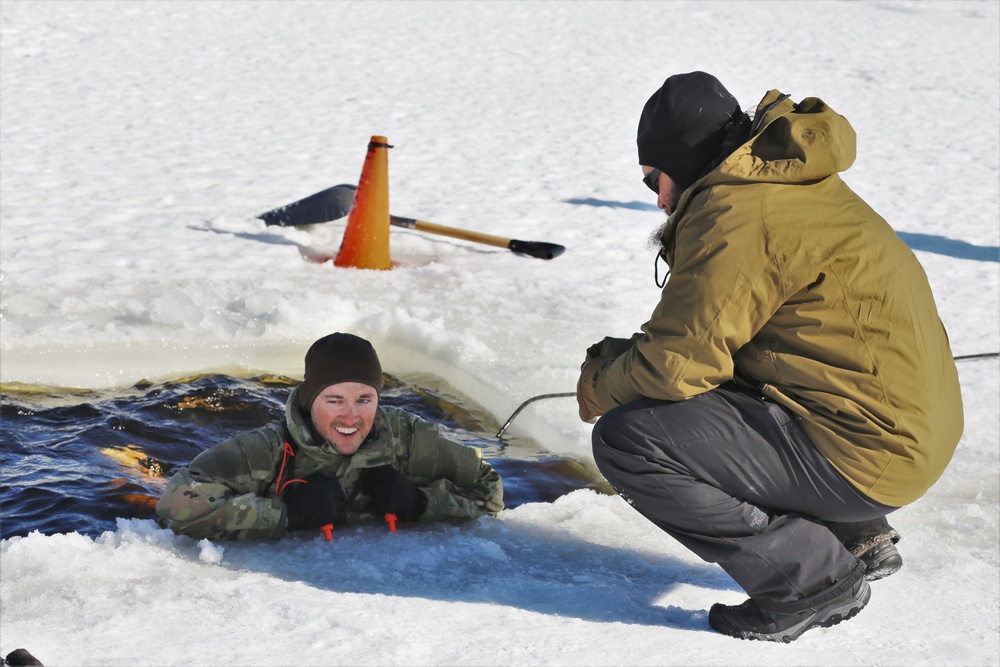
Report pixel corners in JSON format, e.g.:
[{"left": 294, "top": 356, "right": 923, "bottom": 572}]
[{"left": 157, "top": 332, "right": 503, "bottom": 540}]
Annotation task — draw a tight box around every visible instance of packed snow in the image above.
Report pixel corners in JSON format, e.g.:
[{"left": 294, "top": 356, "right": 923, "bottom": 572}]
[{"left": 1, "top": 1, "right": 998, "bottom": 665}]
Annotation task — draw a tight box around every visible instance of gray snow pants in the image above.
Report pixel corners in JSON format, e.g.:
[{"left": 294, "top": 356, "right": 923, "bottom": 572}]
[{"left": 591, "top": 384, "right": 895, "bottom": 604}]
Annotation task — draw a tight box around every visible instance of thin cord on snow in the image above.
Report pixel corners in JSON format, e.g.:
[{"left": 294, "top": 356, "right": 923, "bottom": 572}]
[{"left": 954, "top": 352, "right": 999, "bottom": 361}]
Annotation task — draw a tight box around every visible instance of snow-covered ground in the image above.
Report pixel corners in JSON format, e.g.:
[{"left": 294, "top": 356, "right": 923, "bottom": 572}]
[{"left": 1, "top": 1, "right": 997, "bottom": 665}]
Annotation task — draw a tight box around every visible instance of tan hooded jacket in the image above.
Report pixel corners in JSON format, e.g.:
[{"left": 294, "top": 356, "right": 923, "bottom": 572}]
[{"left": 578, "top": 90, "right": 964, "bottom": 507}]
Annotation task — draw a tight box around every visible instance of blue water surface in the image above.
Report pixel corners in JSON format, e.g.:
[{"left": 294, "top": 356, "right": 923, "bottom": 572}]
[{"left": 0, "top": 374, "right": 605, "bottom": 540}]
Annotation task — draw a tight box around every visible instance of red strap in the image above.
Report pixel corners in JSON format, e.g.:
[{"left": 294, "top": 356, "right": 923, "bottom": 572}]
[{"left": 275, "top": 442, "right": 307, "bottom": 495}]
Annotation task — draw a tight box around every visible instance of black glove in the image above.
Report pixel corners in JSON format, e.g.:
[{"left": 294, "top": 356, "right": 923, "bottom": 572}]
[
  {"left": 360, "top": 465, "right": 428, "bottom": 522},
  {"left": 283, "top": 473, "right": 347, "bottom": 531},
  {"left": 584, "top": 334, "right": 643, "bottom": 364}
]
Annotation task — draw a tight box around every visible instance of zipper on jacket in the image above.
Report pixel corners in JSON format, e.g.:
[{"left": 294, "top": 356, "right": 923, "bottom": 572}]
[{"left": 750, "top": 93, "right": 791, "bottom": 136}]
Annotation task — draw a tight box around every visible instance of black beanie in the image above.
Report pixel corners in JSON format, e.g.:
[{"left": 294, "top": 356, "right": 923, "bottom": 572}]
[
  {"left": 298, "top": 332, "right": 384, "bottom": 411},
  {"left": 636, "top": 71, "right": 748, "bottom": 190}
]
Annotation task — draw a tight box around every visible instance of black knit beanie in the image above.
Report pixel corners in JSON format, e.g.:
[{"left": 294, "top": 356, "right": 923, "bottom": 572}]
[
  {"left": 298, "top": 333, "right": 384, "bottom": 411},
  {"left": 636, "top": 71, "right": 750, "bottom": 190}
]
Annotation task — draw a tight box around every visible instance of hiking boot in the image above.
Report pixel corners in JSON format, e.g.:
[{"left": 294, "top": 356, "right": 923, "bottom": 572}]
[
  {"left": 827, "top": 517, "right": 902, "bottom": 581},
  {"left": 708, "top": 563, "right": 870, "bottom": 643},
  {"left": 860, "top": 539, "right": 903, "bottom": 581}
]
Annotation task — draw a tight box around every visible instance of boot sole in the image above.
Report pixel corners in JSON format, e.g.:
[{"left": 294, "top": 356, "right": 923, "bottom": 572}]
[
  {"left": 710, "top": 579, "right": 871, "bottom": 643},
  {"left": 864, "top": 557, "right": 903, "bottom": 581},
  {"left": 863, "top": 542, "right": 903, "bottom": 581}
]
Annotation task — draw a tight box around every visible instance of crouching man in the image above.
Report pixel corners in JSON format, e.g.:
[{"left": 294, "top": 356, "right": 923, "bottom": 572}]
[{"left": 579, "top": 72, "right": 963, "bottom": 642}]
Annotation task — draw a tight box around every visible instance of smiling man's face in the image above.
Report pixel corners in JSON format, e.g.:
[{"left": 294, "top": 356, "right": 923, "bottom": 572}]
[{"left": 309, "top": 382, "right": 378, "bottom": 455}]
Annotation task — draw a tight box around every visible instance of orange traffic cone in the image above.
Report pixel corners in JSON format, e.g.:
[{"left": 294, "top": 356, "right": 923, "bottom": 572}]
[{"left": 334, "top": 136, "right": 393, "bottom": 270}]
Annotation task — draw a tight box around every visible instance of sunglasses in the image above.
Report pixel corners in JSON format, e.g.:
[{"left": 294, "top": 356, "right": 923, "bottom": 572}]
[{"left": 643, "top": 168, "right": 662, "bottom": 194}]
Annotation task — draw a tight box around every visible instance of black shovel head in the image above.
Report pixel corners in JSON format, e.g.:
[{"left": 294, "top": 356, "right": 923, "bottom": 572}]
[{"left": 259, "top": 184, "right": 357, "bottom": 226}]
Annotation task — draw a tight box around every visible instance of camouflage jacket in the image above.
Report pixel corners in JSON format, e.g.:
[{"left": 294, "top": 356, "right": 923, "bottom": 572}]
[{"left": 156, "top": 387, "right": 504, "bottom": 540}]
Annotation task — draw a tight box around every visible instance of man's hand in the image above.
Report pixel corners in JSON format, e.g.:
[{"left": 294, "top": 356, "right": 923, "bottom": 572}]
[
  {"left": 578, "top": 334, "right": 642, "bottom": 422},
  {"left": 361, "top": 465, "right": 428, "bottom": 522},
  {"left": 577, "top": 356, "right": 610, "bottom": 423},
  {"left": 585, "top": 334, "right": 643, "bottom": 364},
  {"left": 283, "top": 473, "right": 347, "bottom": 531}
]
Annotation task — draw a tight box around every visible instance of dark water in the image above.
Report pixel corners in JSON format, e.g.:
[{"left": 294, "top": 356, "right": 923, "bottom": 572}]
[{"left": 0, "top": 373, "right": 609, "bottom": 540}]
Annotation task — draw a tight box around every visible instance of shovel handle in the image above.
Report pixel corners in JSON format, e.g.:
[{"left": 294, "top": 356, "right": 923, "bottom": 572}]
[
  {"left": 391, "top": 216, "right": 509, "bottom": 248},
  {"left": 390, "top": 216, "right": 565, "bottom": 259}
]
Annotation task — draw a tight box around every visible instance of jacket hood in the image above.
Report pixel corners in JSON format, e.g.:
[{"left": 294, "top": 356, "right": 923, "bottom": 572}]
[
  {"left": 285, "top": 386, "right": 318, "bottom": 448},
  {"left": 711, "top": 89, "right": 857, "bottom": 186},
  {"left": 657, "top": 90, "right": 858, "bottom": 262}
]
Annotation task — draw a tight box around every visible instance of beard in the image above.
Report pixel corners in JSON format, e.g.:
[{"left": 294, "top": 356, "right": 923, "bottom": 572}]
[
  {"left": 647, "top": 216, "right": 671, "bottom": 253},
  {"left": 662, "top": 178, "right": 682, "bottom": 214},
  {"left": 646, "top": 180, "right": 683, "bottom": 253}
]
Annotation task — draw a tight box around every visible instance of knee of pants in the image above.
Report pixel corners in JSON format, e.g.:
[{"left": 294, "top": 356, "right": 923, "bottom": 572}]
[
  {"left": 590, "top": 409, "right": 626, "bottom": 469},
  {"left": 590, "top": 406, "right": 659, "bottom": 482}
]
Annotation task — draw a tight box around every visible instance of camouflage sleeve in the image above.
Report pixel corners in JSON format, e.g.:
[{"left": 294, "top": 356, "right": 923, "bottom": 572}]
[
  {"left": 419, "top": 461, "right": 504, "bottom": 524},
  {"left": 155, "top": 467, "right": 287, "bottom": 541},
  {"left": 154, "top": 425, "right": 287, "bottom": 541},
  {"left": 403, "top": 416, "right": 504, "bottom": 523}
]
